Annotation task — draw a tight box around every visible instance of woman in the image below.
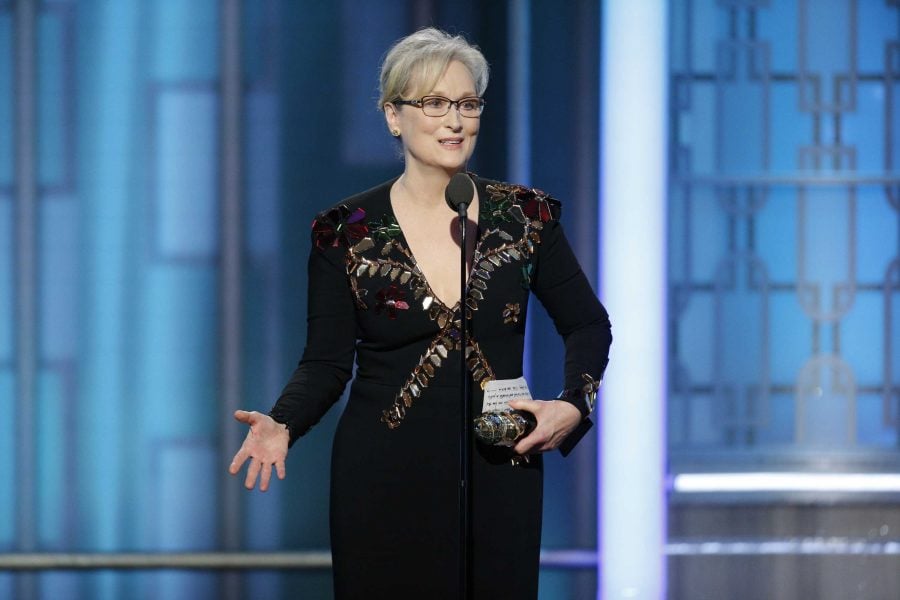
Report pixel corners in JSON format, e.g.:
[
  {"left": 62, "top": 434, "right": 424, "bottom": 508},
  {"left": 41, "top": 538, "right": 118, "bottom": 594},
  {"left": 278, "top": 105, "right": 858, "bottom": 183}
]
[{"left": 229, "top": 27, "right": 611, "bottom": 598}]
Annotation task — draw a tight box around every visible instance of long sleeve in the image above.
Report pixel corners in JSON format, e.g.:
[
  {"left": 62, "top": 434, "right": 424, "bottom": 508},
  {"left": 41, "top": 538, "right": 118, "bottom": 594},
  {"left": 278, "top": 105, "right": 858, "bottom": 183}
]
[
  {"left": 530, "top": 217, "right": 612, "bottom": 419},
  {"left": 269, "top": 227, "right": 358, "bottom": 447}
]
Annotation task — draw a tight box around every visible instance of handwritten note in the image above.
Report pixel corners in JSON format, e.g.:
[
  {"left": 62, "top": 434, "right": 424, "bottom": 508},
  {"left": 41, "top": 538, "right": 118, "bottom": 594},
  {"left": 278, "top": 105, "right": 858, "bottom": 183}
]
[{"left": 481, "top": 377, "right": 532, "bottom": 413}]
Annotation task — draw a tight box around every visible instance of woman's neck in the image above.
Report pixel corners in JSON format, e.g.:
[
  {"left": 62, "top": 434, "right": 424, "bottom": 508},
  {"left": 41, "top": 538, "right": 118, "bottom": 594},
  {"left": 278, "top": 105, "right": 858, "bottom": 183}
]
[{"left": 397, "top": 164, "right": 466, "bottom": 208}]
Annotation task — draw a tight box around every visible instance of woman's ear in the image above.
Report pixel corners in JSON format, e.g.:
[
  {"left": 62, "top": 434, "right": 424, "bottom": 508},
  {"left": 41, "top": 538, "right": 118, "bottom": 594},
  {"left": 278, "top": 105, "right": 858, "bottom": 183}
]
[{"left": 384, "top": 103, "right": 400, "bottom": 136}]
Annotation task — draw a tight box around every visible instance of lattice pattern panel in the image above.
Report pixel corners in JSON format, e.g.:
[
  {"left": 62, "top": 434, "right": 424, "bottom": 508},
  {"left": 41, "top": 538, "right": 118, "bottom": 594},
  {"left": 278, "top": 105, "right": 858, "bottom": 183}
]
[{"left": 668, "top": 0, "right": 900, "bottom": 462}]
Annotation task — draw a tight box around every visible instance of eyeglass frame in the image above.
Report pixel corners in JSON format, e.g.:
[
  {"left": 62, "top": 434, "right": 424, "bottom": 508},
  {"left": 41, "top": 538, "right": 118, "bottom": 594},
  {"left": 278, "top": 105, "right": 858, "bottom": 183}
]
[{"left": 391, "top": 95, "right": 486, "bottom": 118}]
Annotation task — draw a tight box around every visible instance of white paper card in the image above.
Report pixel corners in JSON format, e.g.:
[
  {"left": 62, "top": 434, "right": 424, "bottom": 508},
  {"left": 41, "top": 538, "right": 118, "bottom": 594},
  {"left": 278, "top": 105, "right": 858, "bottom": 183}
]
[{"left": 481, "top": 377, "right": 532, "bottom": 413}]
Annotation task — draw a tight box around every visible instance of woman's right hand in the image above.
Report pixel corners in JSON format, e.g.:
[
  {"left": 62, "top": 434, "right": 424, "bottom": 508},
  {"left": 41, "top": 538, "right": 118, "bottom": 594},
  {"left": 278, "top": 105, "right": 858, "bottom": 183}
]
[{"left": 228, "top": 410, "right": 290, "bottom": 492}]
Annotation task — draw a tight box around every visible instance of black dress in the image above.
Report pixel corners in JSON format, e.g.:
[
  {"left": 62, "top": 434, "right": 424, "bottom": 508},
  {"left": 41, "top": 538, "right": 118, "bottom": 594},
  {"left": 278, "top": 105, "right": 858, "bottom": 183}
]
[{"left": 269, "top": 175, "right": 611, "bottom": 599}]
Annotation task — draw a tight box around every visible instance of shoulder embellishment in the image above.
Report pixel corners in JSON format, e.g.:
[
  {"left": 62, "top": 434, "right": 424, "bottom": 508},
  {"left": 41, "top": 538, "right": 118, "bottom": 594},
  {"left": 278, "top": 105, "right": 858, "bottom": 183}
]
[
  {"left": 483, "top": 183, "right": 561, "bottom": 229},
  {"left": 312, "top": 204, "right": 368, "bottom": 250}
]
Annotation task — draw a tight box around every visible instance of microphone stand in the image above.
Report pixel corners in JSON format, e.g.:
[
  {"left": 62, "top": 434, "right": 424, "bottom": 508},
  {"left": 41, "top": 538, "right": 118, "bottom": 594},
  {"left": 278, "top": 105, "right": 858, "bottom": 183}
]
[{"left": 457, "top": 201, "right": 473, "bottom": 600}]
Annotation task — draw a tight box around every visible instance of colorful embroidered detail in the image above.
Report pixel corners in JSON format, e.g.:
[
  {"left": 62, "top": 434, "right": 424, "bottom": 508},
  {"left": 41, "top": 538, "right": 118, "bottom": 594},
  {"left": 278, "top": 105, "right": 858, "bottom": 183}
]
[
  {"left": 480, "top": 186, "right": 516, "bottom": 228},
  {"left": 368, "top": 213, "right": 402, "bottom": 242},
  {"left": 502, "top": 303, "right": 521, "bottom": 324},
  {"left": 520, "top": 193, "right": 560, "bottom": 224},
  {"left": 320, "top": 182, "right": 557, "bottom": 429},
  {"left": 482, "top": 183, "right": 560, "bottom": 229},
  {"left": 312, "top": 205, "right": 368, "bottom": 250},
  {"left": 374, "top": 284, "right": 409, "bottom": 319}
]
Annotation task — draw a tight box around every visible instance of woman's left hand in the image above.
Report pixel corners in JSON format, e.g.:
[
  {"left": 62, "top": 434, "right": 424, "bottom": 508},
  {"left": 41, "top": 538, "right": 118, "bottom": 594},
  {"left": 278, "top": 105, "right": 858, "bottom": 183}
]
[{"left": 508, "top": 398, "right": 583, "bottom": 455}]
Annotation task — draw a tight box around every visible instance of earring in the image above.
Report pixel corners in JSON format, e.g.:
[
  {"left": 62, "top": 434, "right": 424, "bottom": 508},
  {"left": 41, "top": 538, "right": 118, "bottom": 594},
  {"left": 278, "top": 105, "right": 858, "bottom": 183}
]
[{"left": 391, "top": 129, "right": 401, "bottom": 137}]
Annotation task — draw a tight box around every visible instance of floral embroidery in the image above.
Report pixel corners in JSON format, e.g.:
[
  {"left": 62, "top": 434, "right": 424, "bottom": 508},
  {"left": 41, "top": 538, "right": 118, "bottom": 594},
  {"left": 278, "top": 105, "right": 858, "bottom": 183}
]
[
  {"left": 312, "top": 205, "right": 368, "bottom": 250},
  {"left": 374, "top": 284, "right": 409, "bottom": 319},
  {"left": 502, "top": 303, "right": 521, "bottom": 324}
]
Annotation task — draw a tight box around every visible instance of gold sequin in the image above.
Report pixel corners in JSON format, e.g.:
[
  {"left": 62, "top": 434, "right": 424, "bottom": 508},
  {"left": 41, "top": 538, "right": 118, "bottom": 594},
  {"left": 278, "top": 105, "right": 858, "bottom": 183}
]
[{"left": 503, "top": 303, "right": 521, "bottom": 324}]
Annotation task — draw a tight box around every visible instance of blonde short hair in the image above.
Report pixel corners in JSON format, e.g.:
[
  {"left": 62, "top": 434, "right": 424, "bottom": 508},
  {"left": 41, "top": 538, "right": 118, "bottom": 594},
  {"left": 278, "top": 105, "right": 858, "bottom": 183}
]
[{"left": 378, "top": 28, "right": 489, "bottom": 109}]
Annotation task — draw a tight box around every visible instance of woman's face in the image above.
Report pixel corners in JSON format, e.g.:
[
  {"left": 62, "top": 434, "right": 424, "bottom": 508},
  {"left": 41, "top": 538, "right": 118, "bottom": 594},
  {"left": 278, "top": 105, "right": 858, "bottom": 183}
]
[{"left": 385, "top": 60, "right": 480, "bottom": 176}]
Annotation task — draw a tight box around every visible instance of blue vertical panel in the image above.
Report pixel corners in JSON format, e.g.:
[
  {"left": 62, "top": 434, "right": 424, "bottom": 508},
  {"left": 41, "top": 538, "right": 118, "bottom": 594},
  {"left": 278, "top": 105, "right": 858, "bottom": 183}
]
[
  {"left": 713, "top": 254, "right": 770, "bottom": 444},
  {"left": 76, "top": 2, "right": 141, "bottom": 598},
  {"left": 339, "top": 0, "right": 405, "bottom": 166},
  {"left": 136, "top": 86, "right": 219, "bottom": 523},
  {"left": 38, "top": 199, "right": 79, "bottom": 551},
  {"left": 886, "top": 261, "right": 900, "bottom": 440},
  {"left": 716, "top": 41, "right": 769, "bottom": 174},
  {"left": 684, "top": 84, "right": 716, "bottom": 176},
  {"left": 136, "top": 6, "right": 220, "bottom": 599},
  {"left": 0, "top": 2, "right": 12, "bottom": 559},
  {"left": 150, "top": 0, "right": 218, "bottom": 82},
  {"left": 796, "top": 186, "right": 854, "bottom": 322},
  {"left": 36, "top": 368, "right": 66, "bottom": 537},
  {"left": 152, "top": 443, "right": 217, "bottom": 599},
  {"left": 36, "top": 1, "right": 78, "bottom": 574},
  {"left": 36, "top": 17, "right": 83, "bottom": 599},
  {"left": 241, "top": 18, "right": 286, "bottom": 600},
  {"left": 246, "top": 92, "right": 280, "bottom": 262},
  {"left": 689, "top": 0, "right": 723, "bottom": 73},
  {"left": 155, "top": 91, "right": 219, "bottom": 259},
  {"left": 0, "top": 202, "right": 11, "bottom": 549},
  {"left": 754, "top": 0, "right": 796, "bottom": 72},
  {"left": 799, "top": 0, "right": 855, "bottom": 111},
  {"left": 843, "top": 82, "right": 883, "bottom": 172},
  {"left": 0, "top": 0, "right": 10, "bottom": 573},
  {"left": 0, "top": 9, "right": 11, "bottom": 186},
  {"left": 768, "top": 80, "right": 811, "bottom": 174},
  {"left": 243, "top": 90, "right": 286, "bottom": 560},
  {"left": 37, "top": 198, "right": 79, "bottom": 362},
  {"left": 38, "top": 8, "right": 68, "bottom": 188}
]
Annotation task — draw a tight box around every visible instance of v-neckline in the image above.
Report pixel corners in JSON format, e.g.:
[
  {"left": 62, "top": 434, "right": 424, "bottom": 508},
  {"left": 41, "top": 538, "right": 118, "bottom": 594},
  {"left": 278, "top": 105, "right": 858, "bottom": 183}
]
[{"left": 387, "top": 175, "right": 482, "bottom": 312}]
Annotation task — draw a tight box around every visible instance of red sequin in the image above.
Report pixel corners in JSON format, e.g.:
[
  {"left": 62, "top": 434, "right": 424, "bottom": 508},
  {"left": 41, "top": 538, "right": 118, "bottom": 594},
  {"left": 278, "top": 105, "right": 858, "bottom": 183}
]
[{"left": 375, "top": 284, "right": 409, "bottom": 319}]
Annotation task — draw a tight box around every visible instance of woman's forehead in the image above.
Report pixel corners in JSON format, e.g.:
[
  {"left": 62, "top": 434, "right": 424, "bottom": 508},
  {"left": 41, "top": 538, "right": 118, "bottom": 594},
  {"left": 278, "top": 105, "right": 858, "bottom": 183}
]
[{"left": 406, "top": 60, "right": 475, "bottom": 97}]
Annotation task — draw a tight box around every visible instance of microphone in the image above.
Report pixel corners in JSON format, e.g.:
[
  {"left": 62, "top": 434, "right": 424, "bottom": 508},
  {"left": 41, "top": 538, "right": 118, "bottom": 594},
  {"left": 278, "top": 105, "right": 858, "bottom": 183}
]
[{"left": 445, "top": 172, "right": 474, "bottom": 215}]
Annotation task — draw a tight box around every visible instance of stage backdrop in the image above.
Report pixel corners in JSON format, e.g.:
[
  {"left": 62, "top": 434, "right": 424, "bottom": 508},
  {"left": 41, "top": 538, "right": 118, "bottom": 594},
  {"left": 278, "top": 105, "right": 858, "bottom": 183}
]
[{"left": 0, "top": 1, "right": 600, "bottom": 599}]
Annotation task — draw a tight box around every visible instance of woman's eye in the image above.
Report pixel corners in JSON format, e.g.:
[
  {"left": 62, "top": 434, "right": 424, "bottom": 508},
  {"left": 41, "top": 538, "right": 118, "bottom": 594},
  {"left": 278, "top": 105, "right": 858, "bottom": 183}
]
[
  {"left": 460, "top": 100, "right": 479, "bottom": 111},
  {"left": 424, "top": 98, "right": 447, "bottom": 108}
]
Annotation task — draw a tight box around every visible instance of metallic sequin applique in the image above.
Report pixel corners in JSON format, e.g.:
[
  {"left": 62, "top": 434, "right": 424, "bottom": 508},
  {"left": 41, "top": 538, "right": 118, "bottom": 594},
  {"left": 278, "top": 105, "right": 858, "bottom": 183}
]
[
  {"left": 560, "top": 373, "right": 602, "bottom": 415},
  {"left": 502, "top": 303, "right": 521, "bottom": 324},
  {"left": 324, "top": 182, "right": 561, "bottom": 428}
]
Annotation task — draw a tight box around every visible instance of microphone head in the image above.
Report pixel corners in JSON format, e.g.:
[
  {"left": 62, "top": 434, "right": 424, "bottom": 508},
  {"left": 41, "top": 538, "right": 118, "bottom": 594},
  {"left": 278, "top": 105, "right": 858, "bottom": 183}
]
[{"left": 444, "top": 173, "right": 473, "bottom": 213}]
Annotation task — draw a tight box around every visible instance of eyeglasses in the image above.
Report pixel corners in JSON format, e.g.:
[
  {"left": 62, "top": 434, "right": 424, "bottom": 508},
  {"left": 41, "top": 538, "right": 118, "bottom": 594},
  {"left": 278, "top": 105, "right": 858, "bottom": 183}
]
[{"left": 392, "top": 95, "right": 485, "bottom": 118}]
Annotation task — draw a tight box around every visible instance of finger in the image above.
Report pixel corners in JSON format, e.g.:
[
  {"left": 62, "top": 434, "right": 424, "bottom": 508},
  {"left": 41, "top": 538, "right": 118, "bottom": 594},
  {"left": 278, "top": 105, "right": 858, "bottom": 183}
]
[
  {"left": 275, "top": 460, "right": 286, "bottom": 480},
  {"left": 228, "top": 447, "right": 249, "bottom": 475},
  {"left": 259, "top": 462, "right": 273, "bottom": 492},
  {"left": 234, "top": 410, "right": 253, "bottom": 424},
  {"left": 508, "top": 398, "right": 542, "bottom": 412},
  {"left": 244, "top": 459, "right": 262, "bottom": 490}
]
